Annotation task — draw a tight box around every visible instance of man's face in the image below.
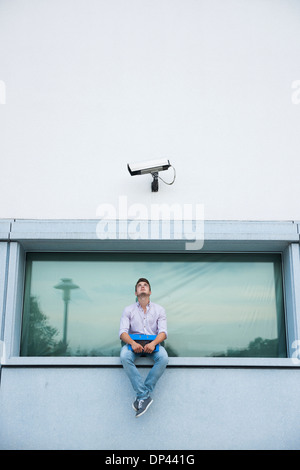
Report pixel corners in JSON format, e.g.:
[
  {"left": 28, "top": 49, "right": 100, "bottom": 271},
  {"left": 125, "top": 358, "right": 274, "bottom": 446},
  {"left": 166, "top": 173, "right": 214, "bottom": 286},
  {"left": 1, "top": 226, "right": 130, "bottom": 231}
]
[{"left": 135, "top": 281, "right": 151, "bottom": 297}]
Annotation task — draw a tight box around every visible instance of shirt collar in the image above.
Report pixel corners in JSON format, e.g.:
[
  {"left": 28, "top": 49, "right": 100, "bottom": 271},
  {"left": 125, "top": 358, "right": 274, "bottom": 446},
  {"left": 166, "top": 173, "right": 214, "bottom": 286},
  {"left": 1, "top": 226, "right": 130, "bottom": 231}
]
[{"left": 137, "top": 300, "right": 151, "bottom": 311}]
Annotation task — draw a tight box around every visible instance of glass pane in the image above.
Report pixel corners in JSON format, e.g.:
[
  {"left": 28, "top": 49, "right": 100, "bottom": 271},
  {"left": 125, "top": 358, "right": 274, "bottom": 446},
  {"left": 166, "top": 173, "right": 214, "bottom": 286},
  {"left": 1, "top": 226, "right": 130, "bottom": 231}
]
[{"left": 20, "top": 252, "right": 286, "bottom": 358}]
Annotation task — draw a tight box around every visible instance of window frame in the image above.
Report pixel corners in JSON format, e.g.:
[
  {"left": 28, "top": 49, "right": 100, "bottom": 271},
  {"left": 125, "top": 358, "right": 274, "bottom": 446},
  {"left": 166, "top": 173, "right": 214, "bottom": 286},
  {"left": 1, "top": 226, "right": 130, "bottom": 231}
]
[{"left": 2, "top": 219, "right": 300, "bottom": 368}]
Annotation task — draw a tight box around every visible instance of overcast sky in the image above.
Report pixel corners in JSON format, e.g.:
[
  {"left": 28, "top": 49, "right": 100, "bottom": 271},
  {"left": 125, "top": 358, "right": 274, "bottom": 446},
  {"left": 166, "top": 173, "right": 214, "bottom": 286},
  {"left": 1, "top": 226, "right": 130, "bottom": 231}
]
[{"left": 0, "top": 0, "right": 300, "bottom": 221}]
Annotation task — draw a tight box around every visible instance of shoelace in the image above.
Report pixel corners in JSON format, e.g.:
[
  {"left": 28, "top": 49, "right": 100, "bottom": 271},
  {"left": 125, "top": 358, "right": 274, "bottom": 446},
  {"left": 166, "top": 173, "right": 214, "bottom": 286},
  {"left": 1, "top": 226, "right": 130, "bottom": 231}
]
[{"left": 137, "top": 399, "right": 144, "bottom": 409}]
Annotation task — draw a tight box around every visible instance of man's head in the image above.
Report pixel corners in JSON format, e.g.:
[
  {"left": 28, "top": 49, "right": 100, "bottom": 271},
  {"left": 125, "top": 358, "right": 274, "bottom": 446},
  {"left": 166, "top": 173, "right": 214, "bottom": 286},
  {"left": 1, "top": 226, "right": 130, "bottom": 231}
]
[{"left": 135, "top": 278, "right": 151, "bottom": 297}]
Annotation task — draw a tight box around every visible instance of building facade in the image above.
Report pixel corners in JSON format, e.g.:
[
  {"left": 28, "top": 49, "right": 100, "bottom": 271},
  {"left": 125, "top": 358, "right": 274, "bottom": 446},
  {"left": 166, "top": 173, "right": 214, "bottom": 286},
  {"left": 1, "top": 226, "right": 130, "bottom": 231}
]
[{"left": 1, "top": 218, "right": 300, "bottom": 450}]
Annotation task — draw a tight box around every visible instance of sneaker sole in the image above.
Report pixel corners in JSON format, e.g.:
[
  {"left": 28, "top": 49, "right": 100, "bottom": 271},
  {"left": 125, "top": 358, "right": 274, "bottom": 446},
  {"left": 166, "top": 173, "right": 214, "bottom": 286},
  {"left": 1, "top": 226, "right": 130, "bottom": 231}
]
[{"left": 135, "top": 399, "right": 153, "bottom": 418}]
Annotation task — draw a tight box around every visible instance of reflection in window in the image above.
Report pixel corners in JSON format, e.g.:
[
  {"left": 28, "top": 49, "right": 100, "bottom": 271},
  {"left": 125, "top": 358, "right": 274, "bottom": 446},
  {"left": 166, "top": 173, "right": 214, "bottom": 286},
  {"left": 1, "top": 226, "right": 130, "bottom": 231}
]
[{"left": 20, "top": 253, "right": 287, "bottom": 358}]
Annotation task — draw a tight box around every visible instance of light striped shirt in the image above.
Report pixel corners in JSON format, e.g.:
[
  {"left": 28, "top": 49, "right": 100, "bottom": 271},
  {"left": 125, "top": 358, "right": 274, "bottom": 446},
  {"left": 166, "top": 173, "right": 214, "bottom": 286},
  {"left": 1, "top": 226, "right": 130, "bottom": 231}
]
[{"left": 119, "top": 301, "right": 168, "bottom": 339}]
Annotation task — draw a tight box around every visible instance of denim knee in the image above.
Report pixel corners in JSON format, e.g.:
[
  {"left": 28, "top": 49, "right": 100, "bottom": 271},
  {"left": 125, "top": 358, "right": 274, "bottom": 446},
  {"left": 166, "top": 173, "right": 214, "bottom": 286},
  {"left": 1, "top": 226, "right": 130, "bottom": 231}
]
[
  {"left": 120, "top": 345, "right": 132, "bottom": 364},
  {"left": 157, "top": 346, "right": 169, "bottom": 367}
]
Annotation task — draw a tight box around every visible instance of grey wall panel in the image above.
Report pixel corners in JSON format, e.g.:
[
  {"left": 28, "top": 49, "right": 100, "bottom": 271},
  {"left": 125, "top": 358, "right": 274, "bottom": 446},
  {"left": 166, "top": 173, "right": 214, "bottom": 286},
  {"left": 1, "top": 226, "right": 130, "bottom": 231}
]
[{"left": 1, "top": 367, "right": 300, "bottom": 450}]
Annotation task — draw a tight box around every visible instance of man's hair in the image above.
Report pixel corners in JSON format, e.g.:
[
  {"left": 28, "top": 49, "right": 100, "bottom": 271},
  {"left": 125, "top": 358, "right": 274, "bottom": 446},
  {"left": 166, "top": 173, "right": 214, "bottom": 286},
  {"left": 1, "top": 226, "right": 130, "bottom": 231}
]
[{"left": 135, "top": 278, "right": 151, "bottom": 291}]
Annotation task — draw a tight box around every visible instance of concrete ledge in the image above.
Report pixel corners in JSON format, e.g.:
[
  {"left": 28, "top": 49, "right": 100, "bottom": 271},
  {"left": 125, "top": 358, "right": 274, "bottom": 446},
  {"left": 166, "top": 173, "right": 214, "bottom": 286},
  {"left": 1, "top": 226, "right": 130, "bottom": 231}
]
[{"left": 2, "top": 356, "right": 299, "bottom": 368}]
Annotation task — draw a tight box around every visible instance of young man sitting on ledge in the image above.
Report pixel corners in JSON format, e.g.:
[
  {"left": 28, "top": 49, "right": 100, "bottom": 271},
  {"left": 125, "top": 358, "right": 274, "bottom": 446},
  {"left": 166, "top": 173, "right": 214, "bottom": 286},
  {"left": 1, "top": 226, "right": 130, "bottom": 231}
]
[{"left": 119, "top": 278, "right": 168, "bottom": 417}]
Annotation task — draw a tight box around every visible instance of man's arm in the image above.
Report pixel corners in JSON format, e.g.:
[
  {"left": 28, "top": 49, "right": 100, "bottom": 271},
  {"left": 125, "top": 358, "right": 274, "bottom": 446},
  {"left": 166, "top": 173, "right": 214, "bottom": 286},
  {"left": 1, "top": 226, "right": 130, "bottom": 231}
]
[
  {"left": 143, "top": 332, "right": 166, "bottom": 353},
  {"left": 120, "top": 332, "right": 144, "bottom": 353}
]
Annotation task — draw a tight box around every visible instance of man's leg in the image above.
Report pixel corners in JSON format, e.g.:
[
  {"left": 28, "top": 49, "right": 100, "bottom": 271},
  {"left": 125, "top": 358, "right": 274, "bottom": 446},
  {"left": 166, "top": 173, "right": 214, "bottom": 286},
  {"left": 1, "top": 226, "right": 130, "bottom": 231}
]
[
  {"left": 134, "top": 346, "right": 169, "bottom": 417},
  {"left": 144, "top": 345, "right": 169, "bottom": 395},
  {"left": 120, "top": 345, "right": 149, "bottom": 400}
]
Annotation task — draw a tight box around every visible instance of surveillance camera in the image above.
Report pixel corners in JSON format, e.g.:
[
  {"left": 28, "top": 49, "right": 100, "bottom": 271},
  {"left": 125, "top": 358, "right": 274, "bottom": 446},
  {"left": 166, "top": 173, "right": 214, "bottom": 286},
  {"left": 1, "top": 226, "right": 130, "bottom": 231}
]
[
  {"left": 127, "top": 158, "right": 176, "bottom": 192},
  {"left": 127, "top": 158, "right": 171, "bottom": 176}
]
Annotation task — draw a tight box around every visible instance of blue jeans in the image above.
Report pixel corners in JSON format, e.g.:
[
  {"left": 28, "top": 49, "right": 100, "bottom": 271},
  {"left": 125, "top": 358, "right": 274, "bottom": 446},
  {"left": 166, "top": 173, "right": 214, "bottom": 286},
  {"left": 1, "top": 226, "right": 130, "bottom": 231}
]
[{"left": 120, "top": 345, "right": 169, "bottom": 400}]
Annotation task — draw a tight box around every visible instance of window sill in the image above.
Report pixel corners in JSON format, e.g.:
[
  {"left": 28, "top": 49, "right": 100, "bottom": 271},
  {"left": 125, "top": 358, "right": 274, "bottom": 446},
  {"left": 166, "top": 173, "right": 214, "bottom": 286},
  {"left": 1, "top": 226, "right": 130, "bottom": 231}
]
[{"left": 1, "top": 356, "right": 299, "bottom": 368}]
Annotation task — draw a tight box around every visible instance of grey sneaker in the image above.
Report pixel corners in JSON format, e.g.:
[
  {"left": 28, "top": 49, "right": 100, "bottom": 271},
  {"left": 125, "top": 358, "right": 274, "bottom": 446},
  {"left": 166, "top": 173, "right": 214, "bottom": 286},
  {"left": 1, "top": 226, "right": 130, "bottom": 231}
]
[
  {"left": 135, "top": 396, "right": 153, "bottom": 418},
  {"left": 132, "top": 398, "right": 139, "bottom": 411}
]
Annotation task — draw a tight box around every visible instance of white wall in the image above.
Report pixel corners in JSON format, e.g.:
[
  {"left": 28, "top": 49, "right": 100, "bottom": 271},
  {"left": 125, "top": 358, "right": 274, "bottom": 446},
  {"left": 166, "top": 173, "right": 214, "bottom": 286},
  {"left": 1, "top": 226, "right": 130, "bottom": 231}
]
[{"left": 0, "top": 0, "right": 300, "bottom": 221}]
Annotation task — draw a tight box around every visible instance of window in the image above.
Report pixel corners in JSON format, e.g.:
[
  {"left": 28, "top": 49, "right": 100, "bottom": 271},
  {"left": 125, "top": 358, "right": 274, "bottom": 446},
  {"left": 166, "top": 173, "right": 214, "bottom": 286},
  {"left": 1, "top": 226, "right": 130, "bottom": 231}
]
[{"left": 20, "top": 252, "right": 286, "bottom": 358}]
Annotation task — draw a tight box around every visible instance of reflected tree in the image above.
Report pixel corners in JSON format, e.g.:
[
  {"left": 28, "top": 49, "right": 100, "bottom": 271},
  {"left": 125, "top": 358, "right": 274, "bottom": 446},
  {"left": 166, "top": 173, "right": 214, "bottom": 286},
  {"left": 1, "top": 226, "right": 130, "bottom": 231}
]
[
  {"left": 21, "top": 296, "right": 68, "bottom": 356},
  {"left": 213, "top": 337, "right": 280, "bottom": 358},
  {"left": 165, "top": 337, "right": 281, "bottom": 358}
]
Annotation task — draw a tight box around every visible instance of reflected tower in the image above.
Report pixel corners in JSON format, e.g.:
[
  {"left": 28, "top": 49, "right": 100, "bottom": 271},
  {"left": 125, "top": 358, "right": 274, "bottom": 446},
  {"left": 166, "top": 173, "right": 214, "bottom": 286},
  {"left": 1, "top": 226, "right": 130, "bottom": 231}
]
[{"left": 54, "top": 278, "right": 79, "bottom": 350}]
